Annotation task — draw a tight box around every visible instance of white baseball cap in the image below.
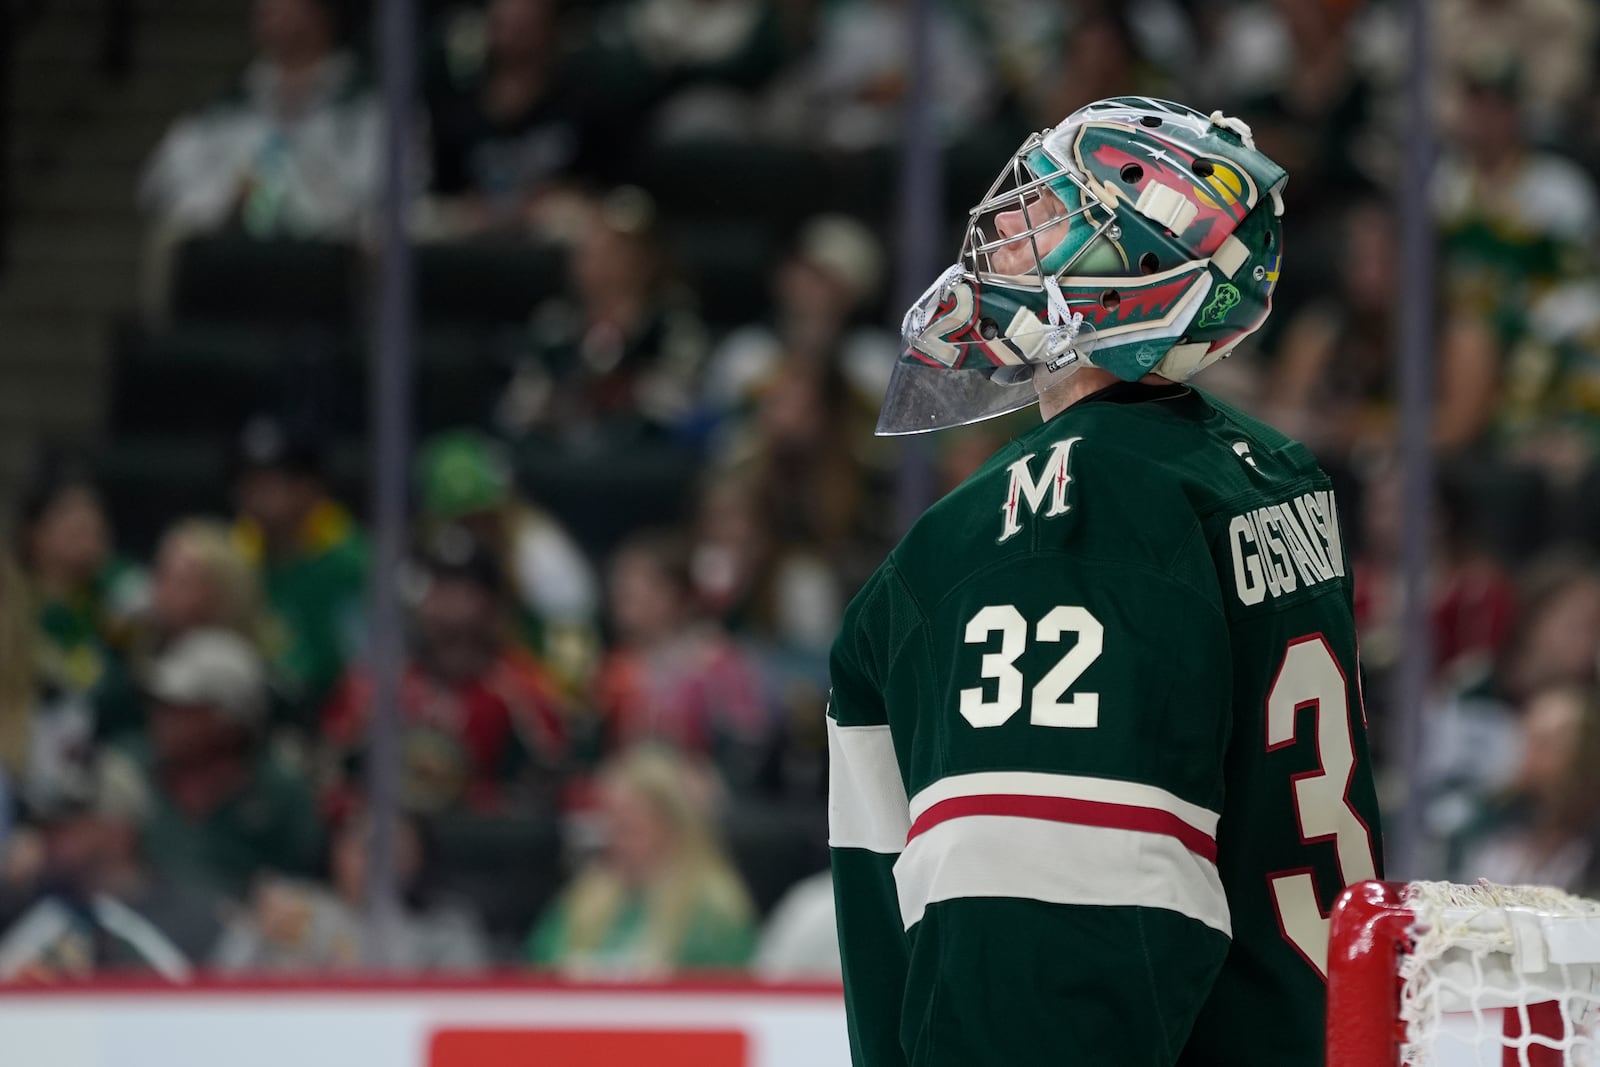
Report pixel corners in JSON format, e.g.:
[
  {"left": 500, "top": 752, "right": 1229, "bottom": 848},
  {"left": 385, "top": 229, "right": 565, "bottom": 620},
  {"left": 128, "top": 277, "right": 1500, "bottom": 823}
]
[
  {"left": 146, "top": 628, "right": 267, "bottom": 727},
  {"left": 796, "top": 215, "right": 883, "bottom": 308}
]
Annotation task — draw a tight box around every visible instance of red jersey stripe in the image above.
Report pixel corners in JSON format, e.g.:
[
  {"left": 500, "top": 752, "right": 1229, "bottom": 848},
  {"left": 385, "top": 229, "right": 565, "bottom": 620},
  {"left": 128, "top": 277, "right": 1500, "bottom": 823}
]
[{"left": 906, "top": 793, "right": 1219, "bottom": 864}]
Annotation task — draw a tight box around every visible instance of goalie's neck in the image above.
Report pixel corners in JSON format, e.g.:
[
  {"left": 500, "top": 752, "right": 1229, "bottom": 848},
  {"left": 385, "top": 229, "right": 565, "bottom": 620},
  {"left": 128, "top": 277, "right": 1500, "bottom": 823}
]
[{"left": 1036, "top": 367, "right": 1173, "bottom": 421}]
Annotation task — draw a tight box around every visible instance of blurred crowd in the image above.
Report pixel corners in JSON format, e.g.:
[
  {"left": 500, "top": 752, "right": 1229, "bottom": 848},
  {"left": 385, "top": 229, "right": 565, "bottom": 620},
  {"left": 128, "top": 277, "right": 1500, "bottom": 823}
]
[{"left": 6, "top": 0, "right": 1600, "bottom": 982}]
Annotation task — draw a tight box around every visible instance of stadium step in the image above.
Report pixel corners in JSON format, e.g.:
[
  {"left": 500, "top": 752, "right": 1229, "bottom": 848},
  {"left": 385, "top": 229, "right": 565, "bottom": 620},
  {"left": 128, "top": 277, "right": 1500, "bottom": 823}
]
[
  {"left": 0, "top": 326, "right": 108, "bottom": 428},
  {"left": 0, "top": 0, "right": 255, "bottom": 510},
  {"left": 34, "top": 0, "right": 240, "bottom": 14},
  {"left": 5, "top": 219, "right": 144, "bottom": 261},
  {"left": 0, "top": 389, "right": 105, "bottom": 448},
  {"left": 18, "top": 23, "right": 250, "bottom": 71},
  {"left": 12, "top": 168, "right": 142, "bottom": 216},
  {"left": 0, "top": 316, "right": 109, "bottom": 376},
  {"left": 8, "top": 128, "right": 162, "bottom": 175},
  {"left": 0, "top": 263, "right": 138, "bottom": 315},
  {"left": 0, "top": 435, "right": 44, "bottom": 509}
]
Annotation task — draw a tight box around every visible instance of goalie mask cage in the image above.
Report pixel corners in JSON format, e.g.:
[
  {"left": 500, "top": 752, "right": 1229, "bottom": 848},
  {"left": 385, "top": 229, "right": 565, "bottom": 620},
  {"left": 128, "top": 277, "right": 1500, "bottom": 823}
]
[{"left": 1327, "top": 880, "right": 1600, "bottom": 1066}]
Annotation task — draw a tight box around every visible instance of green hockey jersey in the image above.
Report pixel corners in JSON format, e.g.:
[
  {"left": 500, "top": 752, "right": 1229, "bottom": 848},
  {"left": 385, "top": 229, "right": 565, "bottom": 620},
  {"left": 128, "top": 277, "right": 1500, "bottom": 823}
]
[{"left": 828, "top": 381, "right": 1383, "bottom": 1067}]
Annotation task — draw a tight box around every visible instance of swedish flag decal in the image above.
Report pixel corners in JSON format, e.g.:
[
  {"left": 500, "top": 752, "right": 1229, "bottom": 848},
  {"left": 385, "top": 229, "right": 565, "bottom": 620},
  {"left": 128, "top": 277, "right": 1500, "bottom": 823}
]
[{"left": 1261, "top": 251, "right": 1281, "bottom": 296}]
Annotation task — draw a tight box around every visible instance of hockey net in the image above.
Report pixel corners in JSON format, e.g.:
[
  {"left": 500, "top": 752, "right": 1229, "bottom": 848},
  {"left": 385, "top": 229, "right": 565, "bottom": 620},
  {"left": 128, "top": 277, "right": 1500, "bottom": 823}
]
[{"left": 1327, "top": 880, "right": 1600, "bottom": 1066}]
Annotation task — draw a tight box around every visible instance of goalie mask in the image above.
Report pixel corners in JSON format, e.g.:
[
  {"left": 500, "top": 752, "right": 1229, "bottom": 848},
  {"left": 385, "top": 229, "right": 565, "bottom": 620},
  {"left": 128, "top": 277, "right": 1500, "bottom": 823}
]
[{"left": 879, "top": 97, "right": 1288, "bottom": 436}]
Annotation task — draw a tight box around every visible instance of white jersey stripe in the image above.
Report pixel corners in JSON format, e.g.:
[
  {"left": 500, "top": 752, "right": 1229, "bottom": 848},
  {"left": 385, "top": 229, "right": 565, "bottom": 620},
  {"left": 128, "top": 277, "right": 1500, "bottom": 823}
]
[
  {"left": 907, "top": 771, "right": 1219, "bottom": 839},
  {"left": 827, "top": 718, "right": 910, "bottom": 854},
  {"left": 893, "top": 814, "right": 1232, "bottom": 936}
]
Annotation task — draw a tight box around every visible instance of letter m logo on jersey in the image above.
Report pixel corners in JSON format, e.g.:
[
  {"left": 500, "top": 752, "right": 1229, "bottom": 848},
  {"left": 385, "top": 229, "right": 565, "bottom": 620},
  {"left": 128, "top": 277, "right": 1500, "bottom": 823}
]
[{"left": 999, "top": 436, "right": 1083, "bottom": 544}]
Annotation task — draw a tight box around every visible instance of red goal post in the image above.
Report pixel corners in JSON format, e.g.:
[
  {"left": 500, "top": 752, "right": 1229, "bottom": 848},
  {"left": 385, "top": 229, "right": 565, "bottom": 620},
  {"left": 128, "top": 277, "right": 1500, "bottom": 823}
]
[{"left": 1327, "top": 880, "right": 1600, "bottom": 1067}]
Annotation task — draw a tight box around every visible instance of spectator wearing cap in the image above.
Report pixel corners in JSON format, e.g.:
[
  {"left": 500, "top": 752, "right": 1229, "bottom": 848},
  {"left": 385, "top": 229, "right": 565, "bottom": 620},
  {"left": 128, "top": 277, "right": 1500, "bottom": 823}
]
[
  {"left": 138, "top": 0, "right": 381, "bottom": 240},
  {"left": 0, "top": 752, "right": 225, "bottom": 981},
  {"left": 321, "top": 528, "right": 569, "bottom": 817},
  {"left": 232, "top": 416, "right": 367, "bottom": 723},
  {"left": 124, "top": 628, "right": 323, "bottom": 899},
  {"left": 417, "top": 430, "right": 600, "bottom": 688},
  {"left": 497, "top": 187, "right": 709, "bottom": 442}
]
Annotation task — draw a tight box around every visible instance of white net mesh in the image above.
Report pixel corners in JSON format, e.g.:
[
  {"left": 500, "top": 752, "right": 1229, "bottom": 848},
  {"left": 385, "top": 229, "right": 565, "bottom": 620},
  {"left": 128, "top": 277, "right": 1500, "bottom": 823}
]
[{"left": 1401, "top": 881, "right": 1600, "bottom": 1066}]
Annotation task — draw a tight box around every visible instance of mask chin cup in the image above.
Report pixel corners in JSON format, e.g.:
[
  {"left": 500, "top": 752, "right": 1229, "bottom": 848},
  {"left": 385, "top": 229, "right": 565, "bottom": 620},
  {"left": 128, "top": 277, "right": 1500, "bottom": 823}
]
[{"left": 989, "top": 365, "right": 1035, "bottom": 386}]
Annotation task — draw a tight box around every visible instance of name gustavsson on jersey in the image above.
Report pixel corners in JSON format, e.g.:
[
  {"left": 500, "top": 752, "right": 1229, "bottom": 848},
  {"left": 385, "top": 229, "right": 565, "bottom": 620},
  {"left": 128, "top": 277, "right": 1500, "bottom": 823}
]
[{"left": 1226, "top": 490, "right": 1345, "bottom": 606}]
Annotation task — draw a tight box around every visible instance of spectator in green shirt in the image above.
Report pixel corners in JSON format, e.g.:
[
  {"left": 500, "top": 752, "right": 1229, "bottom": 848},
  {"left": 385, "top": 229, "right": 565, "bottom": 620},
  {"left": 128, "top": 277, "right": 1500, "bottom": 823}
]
[
  {"left": 13, "top": 463, "right": 146, "bottom": 704},
  {"left": 128, "top": 628, "right": 323, "bottom": 900},
  {"left": 231, "top": 416, "right": 367, "bottom": 726},
  {"left": 528, "top": 744, "right": 755, "bottom": 976}
]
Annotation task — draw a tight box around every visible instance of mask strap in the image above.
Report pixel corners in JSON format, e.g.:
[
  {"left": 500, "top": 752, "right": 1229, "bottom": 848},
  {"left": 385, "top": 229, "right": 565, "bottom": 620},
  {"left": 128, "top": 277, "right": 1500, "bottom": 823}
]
[{"left": 1041, "top": 275, "right": 1085, "bottom": 366}]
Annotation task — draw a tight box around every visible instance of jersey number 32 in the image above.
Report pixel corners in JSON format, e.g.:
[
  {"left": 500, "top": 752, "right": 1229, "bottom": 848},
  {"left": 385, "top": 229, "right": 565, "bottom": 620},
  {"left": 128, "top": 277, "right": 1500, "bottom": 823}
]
[{"left": 961, "top": 608, "right": 1378, "bottom": 978}]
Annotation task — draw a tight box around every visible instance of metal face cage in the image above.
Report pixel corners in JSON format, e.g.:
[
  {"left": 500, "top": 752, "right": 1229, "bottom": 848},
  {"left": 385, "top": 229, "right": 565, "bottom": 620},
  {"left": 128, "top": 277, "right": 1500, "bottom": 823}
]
[{"left": 960, "top": 131, "right": 1124, "bottom": 293}]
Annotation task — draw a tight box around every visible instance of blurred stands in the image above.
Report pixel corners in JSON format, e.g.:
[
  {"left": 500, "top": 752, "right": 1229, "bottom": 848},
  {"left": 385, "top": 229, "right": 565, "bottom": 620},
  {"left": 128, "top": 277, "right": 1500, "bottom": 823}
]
[{"left": 7, "top": 0, "right": 1600, "bottom": 982}]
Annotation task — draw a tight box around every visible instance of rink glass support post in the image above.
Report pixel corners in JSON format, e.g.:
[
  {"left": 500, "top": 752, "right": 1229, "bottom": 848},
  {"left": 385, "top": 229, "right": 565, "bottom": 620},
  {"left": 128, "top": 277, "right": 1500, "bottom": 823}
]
[{"left": 364, "top": 0, "right": 419, "bottom": 970}]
